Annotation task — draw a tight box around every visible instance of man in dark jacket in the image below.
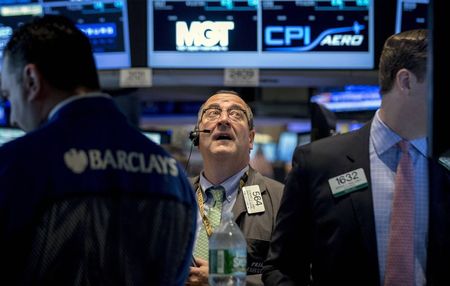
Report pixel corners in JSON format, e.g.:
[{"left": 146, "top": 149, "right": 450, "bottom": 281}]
[
  {"left": 263, "top": 29, "right": 450, "bottom": 286},
  {"left": 186, "top": 90, "right": 284, "bottom": 286},
  {"left": 0, "top": 15, "right": 197, "bottom": 286}
]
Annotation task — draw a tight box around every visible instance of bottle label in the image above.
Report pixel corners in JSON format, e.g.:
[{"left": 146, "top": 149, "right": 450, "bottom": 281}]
[{"left": 209, "top": 248, "right": 246, "bottom": 275}]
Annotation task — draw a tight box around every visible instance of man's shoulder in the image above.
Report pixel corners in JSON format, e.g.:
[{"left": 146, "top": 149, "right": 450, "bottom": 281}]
[
  {"left": 297, "top": 122, "right": 371, "bottom": 158},
  {"left": 260, "top": 175, "right": 284, "bottom": 190}
]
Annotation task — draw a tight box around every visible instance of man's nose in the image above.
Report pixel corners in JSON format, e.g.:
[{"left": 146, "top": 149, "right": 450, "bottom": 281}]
[{"left": 217, "top": 110, "right": 231, "bottom": 122}]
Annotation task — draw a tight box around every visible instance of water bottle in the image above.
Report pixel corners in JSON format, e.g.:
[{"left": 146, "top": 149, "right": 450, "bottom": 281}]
[{"left": 209, "top": 211, "right": 247, "bottom": 286}]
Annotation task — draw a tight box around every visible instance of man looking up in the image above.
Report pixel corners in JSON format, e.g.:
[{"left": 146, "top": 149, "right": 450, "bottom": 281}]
[{"left": 186, "top": 90, "right": 284, "bottom": 286}]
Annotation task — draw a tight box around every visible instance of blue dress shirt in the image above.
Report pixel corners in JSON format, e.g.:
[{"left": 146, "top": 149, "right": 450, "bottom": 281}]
[{"left": 370, "top": 110, "right": 429, "bottom": 286}]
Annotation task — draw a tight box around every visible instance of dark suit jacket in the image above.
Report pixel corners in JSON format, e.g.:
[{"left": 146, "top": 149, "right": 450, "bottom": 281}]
[
  {"left": 262, "top": 122, "right": 450, "bottom": 286},
  {"left": 0, "top": 95, "right": 197, "bottom": 285},
  {"left": 191, "top": 167, "right": 284, "bottom": 286}
]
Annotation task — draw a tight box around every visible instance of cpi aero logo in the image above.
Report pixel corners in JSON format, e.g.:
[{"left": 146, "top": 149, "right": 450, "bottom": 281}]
[
  {"left": 176, "top": 21, "right": 234, "bottom": 51},
  {"left": 264, "top": 21, "right": 365, "bottom": 51}
]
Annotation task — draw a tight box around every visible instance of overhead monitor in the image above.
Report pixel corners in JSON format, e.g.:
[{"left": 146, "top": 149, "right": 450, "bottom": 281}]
[
  {"left": 148, "top": 0, "right": 374, "bottom": 69},
  {"left": 395, "top": 0, "right": 429, "bottom": 33},
  {"left": 310, "top": 85, "right": 381, "bottom": 113},
  {"left": 141, "top": 129, "right": 172, "bottom": 145},
  {"left": 311, "top": 85, "right": 381, "bottom": 112},
  {"left": 0, "top": 0, "right": 131, "bottom": 71}
]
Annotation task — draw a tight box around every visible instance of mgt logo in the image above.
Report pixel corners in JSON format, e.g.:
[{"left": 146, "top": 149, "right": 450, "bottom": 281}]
[{"left": 176, "top": 21, "right": 234, "bottom": 51}]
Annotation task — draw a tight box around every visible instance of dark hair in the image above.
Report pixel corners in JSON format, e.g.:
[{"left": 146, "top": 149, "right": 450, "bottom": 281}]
[
  {"left": 378, "top": 29, "right": 428, "bottom": 95},
  {"left": 4, "top": 15, "right": 100, "bottom": 91}
]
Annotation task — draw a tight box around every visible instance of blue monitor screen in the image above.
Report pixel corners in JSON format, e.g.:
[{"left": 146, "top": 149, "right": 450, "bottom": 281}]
[
  {"left": 142, "top": 132, "right": 162, "bottom": 144},
  {"left": 141, "top": 129, "right": 172, "bottom": 145},
  {"left": 310, "top": 85, "right": 381, "bottom": 113},
  {"left": 395, "top": 0, "right": 429, "bottom": 33},
  {"left": 148, "top": 0, "right": 374, "bottom": 69},
  {"left": 0, "top": 0, "right": 131, "bottom": 71}
]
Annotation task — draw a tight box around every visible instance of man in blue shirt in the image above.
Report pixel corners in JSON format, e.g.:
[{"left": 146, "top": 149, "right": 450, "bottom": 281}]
[
  {"left": 263, "top": 29, "right": 450, "bottom": 286},
  {"left": 0, "top": 15, "right": 196, "bottom": 285}
]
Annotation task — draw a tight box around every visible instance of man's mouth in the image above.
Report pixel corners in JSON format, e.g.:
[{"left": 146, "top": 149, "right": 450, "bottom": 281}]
[{"left": 214, "top": 133, "right": 233, "bottom": 141}]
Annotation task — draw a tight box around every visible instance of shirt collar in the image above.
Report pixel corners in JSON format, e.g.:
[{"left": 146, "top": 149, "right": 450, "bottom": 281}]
[
  {"left": 199, "top": 165, "right": 249, "bottom": 203},
  {"left": 372, "top": 109, "right": 428, "bottom": 158},
  {"left": 48, "top": 92, "right": 111, "bottom": 120}
]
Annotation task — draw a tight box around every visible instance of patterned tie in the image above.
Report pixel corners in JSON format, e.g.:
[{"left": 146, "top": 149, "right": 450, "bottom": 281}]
[
  {"left": 384, "top": 140, "right": 415, "bottom": 286},
  {"left": 193, "top": 186, "right": 225, "bottom": 260}
]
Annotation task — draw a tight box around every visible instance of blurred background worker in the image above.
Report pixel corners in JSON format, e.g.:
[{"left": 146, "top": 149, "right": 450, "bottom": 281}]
[{"left": 251, "top": 145, "right": 275, "bottom": 179}]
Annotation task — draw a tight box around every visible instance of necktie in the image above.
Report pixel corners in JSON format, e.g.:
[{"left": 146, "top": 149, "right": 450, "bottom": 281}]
[
  {"left": 384, "top": 140, "right": 415, "bottom": 286},
  {"left": 194, "top": 186, "right": 225, "bottom": 260}
]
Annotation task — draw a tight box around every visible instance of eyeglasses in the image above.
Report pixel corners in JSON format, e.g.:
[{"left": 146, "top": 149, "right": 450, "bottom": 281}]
[{"left": 202, "top": 107, "right": 248, "bottom": 123}]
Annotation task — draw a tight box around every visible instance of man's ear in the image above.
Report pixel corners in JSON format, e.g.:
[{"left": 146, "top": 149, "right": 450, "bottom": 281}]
[
  {"left": 249, "top": 129, "right": 256, "bottom": 151},
  {"left": 397, "top": 68, "right": 411, "bottom": 94},
  {"left": 22, "top": 64, "right": 41, "bottom": 101}
]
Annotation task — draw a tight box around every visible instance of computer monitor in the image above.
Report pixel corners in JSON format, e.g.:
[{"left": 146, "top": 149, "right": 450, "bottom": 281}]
[
  {"left": 141, "top": 129, "right": 172, "bottom": 145},
  {"left": 310, "top": 85, "right": 381, "bottom": 113},
  {"left": 0, "top": 0, "right": 131, "bottom": 71},
  {"left": 147, "top": 0, "right": 374, "bottom": 69},
  {"left": 395, "top": 0, "right": 429, "bottom": 33}
]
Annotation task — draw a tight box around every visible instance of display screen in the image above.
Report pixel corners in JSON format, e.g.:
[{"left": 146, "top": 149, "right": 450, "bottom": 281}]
[
  {"left": 0, "top": 0, "right": 131, "bottom": 71},
  {"left": 395, "top": 0, "right": 429, "bottom": 33},
  {"left": 141, "top": 129, "right": 172, "bottom": 144},
  {"left": 310, "top": 85, "right": 381, "bottom": 112},
  {"left": 148, "top": 0, "right": 374, "bottom": 69}
]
